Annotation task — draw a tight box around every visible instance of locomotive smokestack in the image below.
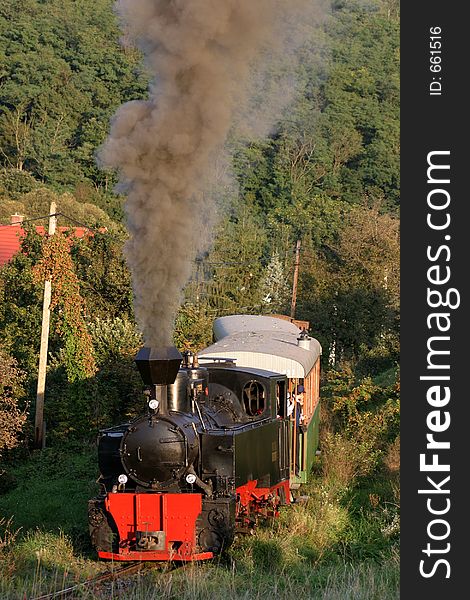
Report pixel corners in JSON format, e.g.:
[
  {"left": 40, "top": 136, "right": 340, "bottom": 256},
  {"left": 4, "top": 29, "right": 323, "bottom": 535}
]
[
  {"left": 135, "top": 346, "right": 183, "bottom": 414},
  {"left": 135, "top": 346, "right": 183, "bottom": 386}
]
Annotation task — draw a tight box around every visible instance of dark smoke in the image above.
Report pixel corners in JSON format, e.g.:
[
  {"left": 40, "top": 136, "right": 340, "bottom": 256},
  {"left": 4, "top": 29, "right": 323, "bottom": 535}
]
[{"left": 100, "top": 0, "right": 315, "bottom": 346}]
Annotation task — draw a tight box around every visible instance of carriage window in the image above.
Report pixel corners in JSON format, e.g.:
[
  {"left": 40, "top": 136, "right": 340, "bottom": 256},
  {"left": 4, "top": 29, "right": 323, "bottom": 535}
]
[
  {"left": 276, "top": 380, "right": 286, "bottom": 418},
  {"left": 242, "top": 380, "right": 266, "bottom": 416}
]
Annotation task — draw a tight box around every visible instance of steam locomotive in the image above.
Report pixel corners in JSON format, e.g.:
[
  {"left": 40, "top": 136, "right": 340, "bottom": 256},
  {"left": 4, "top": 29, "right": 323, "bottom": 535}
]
[{"left": 88, "top": 315, "right": 321, "bottom": 561}]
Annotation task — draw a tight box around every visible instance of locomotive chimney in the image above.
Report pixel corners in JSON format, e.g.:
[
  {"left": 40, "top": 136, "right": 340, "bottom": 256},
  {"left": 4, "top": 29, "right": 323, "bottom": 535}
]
[
  {"left": 135, "top": 346, "right": 183, "bottom": 414},
  {"left": 297, "top": 329, "right": 311, "bottom": 350}
]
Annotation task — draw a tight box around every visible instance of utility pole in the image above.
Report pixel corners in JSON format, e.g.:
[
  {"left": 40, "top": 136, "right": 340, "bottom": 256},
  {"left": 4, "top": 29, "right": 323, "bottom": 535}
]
[
  {"left": 290, "top": 239, "right": 301, "bottom": 319},
  {"left": 34, "top": 201, "right": 57, "bottom": 449}
]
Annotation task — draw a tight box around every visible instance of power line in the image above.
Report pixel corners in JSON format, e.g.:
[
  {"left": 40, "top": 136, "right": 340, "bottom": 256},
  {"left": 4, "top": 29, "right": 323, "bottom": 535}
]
[
  {"left": 55, "top": 212, "right": 107, "bottom": 234},
  {"left": 1, "top": 212, "right": 108, "bottom": 234},
  {"left": 0, "top": 214, "right": 54, "bottom": 227}
]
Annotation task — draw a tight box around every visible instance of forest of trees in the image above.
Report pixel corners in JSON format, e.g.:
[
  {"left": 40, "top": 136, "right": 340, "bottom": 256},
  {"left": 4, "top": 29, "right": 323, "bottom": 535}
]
[{"left": 0, "top": 0, "right": 399, "bottom": 450}]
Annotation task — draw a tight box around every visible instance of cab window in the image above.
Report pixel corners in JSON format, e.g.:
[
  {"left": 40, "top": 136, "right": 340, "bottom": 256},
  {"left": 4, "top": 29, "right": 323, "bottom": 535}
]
[{"left": 242, "top": 380, "right": 265, "bottom": 416}]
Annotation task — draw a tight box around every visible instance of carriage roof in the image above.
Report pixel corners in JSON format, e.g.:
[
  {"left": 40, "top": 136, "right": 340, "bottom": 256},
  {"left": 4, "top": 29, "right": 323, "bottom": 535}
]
[{"left": 198, "top": 315, "right": 322, "bottom": 379}]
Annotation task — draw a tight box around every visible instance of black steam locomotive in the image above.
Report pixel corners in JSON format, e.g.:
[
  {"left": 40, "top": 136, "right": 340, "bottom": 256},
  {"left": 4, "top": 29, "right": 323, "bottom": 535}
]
[{"left": 89, "top": 315, "right": 321, "bottom": 561}]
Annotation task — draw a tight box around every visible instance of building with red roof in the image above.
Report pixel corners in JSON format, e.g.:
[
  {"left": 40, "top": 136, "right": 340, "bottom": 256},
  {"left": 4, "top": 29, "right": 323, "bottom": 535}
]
[{"left": 0, "top": 214, "right": 93, "bottom": 267}]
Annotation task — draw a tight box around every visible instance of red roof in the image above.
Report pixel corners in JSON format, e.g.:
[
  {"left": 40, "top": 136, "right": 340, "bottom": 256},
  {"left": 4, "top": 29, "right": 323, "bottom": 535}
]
[{"left": 0, "top": 225, "right": 91, "bottom": 266}]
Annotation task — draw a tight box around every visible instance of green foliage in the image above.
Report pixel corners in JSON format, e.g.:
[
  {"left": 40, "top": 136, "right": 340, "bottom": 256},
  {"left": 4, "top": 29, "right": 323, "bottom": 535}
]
[
  {"left": 0, "top": 225, "right": 131, "bottom": 399},
  {"left": 233, "top": 0, "right": 399, "bottom": 240},
  {"left": 0, "top": 346, "right": 27, "bottom": 461},
  {"left": 88, "top": 317, "right": 141, "bottom": 363},
  {"left": 32, "top": 233, "right": 96, "bottom": 383},
  {"left": 0, "top": 0, "right": 400, "bottom": 384},
  {"left": 0, "top": 186, "right": 118, "bottom": 230},
  {"left": 0, "top": 227, "right": 44, "bottom": 376},
  {"left": 259, "top": 251, "right": 290, "bottom": 314},
  {"left": 321, "top": 368, "right": 400, "bottom": 483},
  {"left": 39, "top": 316, "right": 143, "bottom": 443},
  {"left": 321, "top": 3, "right": 400, "bottom": 207},
  {"left": 0, "top": 225, "right": 138, "bottom": 444},
  {"left": 221, "top": 3, "right": 400, "bottom": 374},
  {"left": 73, "top": 181, "right": 125, "bottom": 223},
  {"left": 0, "top": 0, "right": 147, "bottom": 189},
  {"left": 40, "top": 373, "right": 98, "bottom": 443},
  {"left": 0, "top": 168, "right": 40, "bottom": 199},
  {"left": 43, "top": 317, "right": 143, "bottom": 443},
  {"left": 191, "top": 199, "right": 269, "bottom": 316},
  {"left": 173, "top": 303, "right": 214, "bottom": 353},
  {"left": 71, "top": 233, "right": 133, "bottom": 320},
  {"left": 88, "top": 316, "right": 143, "bottom": 421},
  {"left": 298, "top": 203, "right": 399, "bottom": 368}
]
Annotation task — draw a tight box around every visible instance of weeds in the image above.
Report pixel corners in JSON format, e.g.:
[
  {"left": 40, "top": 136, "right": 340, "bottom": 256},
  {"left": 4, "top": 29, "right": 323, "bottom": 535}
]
[
  {"left": 0, "top": 516, "right": 20, "bottom": 553},
  {"left": 0, "top": 517, "right": 21, "bottom": 580}
]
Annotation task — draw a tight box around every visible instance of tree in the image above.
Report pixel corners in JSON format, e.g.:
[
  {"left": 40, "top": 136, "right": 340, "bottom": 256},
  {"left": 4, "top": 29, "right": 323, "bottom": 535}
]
[
  {"left": 322, "top": 4, "right": 400, "bottom": 207},
  {"left": 0, "top": 226, "right": 137, "bottom": 444},
  {"left": 32, "top": 232, "right": 96, "bottom": 383},
  {"left": 72, "top": 232, "right": 133, "bottom": 320},
  {"left": 173, "top": 303, "right": 213, "bottom": 353},
  {"left": 299, "top": 203, "right": 399, "bottom": 369},
  {"left": 203, "top": 201, "right": 268, "bottom": 315},
  {"left": 0, "top": 226, "right": 44, "bottom": 376},
  {"left": 0, "top": 104, "right": 33, "bottom": 171},
  {"left": 0, "top": 167, "right": 40, "bottom": 201},
  {"left": 259, "top": 251, "right": 290, "bottom": 314},
  {"left": 5, "top": 187, "right": 118, "bottom": 230},
  {"left": 0, "top": 0, "right": 147, "bottom": 189}
]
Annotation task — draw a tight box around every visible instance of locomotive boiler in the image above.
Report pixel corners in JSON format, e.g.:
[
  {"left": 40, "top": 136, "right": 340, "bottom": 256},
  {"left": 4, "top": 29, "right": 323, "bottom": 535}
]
[{"left": 89, "top": 315, "right": 321, "bottom": 561}]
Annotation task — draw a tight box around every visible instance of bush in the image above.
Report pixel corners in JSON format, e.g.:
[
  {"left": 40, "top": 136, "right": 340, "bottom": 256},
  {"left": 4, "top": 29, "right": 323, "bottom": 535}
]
[
  {"left": 88, "top": 317, "right": 141, "bottom": 363},
  {"left": 88, "top": 316, "right": 144, "bottom": 421},
  {"left": 42, "top": 317, "right": 144, "bottom": 444},
  {"left": 319, "top": 369, "right": 400, "bottom": 491},
  {"left": 0, "top": 347, "right": 28, "bottom": 462},
  {"left": 0, "top": 168, "right": 40, "bottom": 199}
]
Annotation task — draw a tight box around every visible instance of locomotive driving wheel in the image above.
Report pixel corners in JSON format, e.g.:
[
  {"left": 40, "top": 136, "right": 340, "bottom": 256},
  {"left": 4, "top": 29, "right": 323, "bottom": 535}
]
[{"left": 88, "top": 500, "right": 116, "bottom": 553}]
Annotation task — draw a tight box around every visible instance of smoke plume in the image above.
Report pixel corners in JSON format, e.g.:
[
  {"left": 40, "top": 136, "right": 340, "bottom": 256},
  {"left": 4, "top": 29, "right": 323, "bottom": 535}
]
[{"left": 100, "top": 0, "right": 313, "bottom": 346}]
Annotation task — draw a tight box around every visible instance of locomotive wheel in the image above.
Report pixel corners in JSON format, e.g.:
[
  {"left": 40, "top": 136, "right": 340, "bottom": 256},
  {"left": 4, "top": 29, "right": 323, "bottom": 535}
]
[
  {"left": 198, "top": 527, "right": 224, "bottom": 554},
  {"left": 88, "top": 501, "right": 117, "bottom": 553}
]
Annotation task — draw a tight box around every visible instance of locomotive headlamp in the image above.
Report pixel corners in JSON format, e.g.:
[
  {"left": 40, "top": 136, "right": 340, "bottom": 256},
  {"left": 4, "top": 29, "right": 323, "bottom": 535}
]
[
  {"left": 185, "top": 473, "right": 197, "bottom": 485},
  {"left": 148, "top": 399, "right": 159, "bottom": 411},
  {"left": 118, "top": 474, "right": 128, "bottom": 484}
]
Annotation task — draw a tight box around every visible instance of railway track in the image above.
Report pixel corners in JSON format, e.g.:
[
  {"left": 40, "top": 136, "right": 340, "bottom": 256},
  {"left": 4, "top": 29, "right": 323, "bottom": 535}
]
[{"left": 28, "top": 562, "right": 158, "bottom": 600}]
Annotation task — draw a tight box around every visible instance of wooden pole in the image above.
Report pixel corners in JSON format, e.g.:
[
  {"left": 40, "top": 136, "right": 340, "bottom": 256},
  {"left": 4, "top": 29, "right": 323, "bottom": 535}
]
[
  {"left": 290, "top": 239, "right": 301, "bottom": 319},
  {"left": 34, "top": 201, "right": 57, "bottom": 449}
]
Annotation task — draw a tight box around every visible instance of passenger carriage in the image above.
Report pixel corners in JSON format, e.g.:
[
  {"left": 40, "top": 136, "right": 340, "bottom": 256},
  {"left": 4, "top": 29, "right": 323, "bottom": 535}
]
[{"left": 198, "top": 314, "right": 322, "bottom": 486}]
